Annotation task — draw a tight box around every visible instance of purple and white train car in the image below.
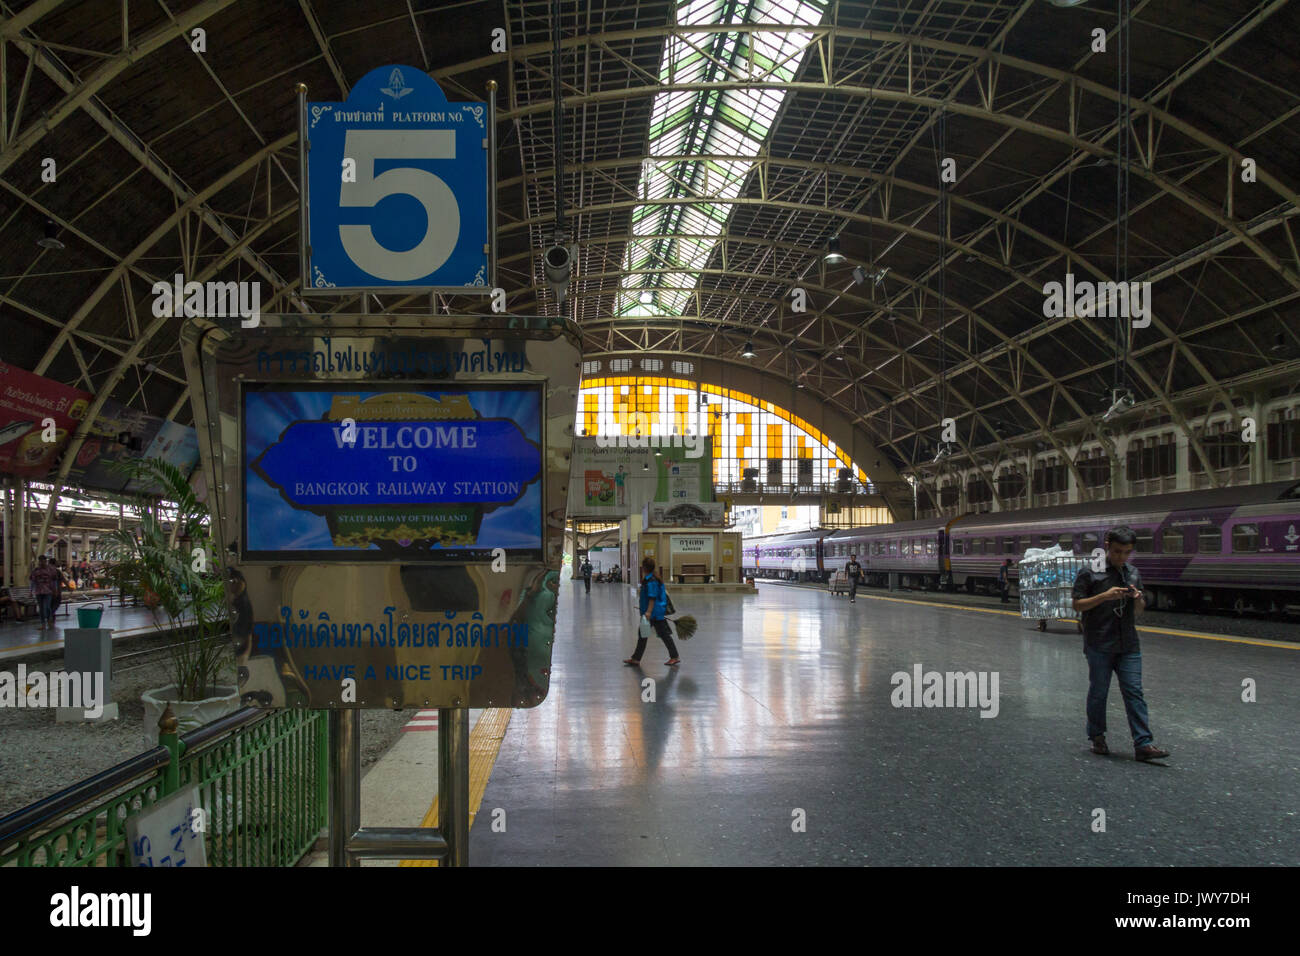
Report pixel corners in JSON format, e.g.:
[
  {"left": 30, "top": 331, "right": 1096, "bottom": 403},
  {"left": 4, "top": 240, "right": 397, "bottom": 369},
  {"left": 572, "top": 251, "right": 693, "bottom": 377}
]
[{"left": 949, "top": 480, "right": 1300, "bottom": 612}]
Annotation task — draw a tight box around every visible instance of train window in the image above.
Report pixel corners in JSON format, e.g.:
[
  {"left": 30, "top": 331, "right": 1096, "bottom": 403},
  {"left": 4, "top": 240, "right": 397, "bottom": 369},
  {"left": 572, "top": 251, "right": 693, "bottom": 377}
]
[
  {"left": 889, "top": 540, "right": 898, "bottom": 555},
  {"left": 1058, "top": 533, "right": 1074, "bottom": 551},
  {"left": 952, "top": 538, "right": 964, "bottom": 555},
  {"left": 1003, "top": 537, "right": 1018, "bottom": 554},
  {"left": 1231, "top": 524, "right": 1259, "bottom": 553},
  {"left": 1160, "top": 529, "right": 1184, "bottom": 554},
  {"left": 900, "top": 540, "right": 910, "bottom": 556},
  {"left": 1081, "top": 532, "right": 1099, "bottom": 553},
  {"left": 1134, "top": 528, "right": 1154, "bottom": 553},
  {"left": 1198, "top": 527, "right": 1222, "bottom": 554},
  {"left": 926, "top": 539, "right": 935, "bottom": 555}
]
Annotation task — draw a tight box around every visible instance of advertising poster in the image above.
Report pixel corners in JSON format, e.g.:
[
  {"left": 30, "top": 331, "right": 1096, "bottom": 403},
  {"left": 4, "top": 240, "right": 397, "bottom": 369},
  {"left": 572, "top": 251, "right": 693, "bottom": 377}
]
[
  {"left": 243, "top": 384, "right": 543, "bottom": 561},
  {"left": 664, "top": 458, "right": 701, "bottom": 502},
  {"left": 64, "top": 397, "right": 164, "bottom": 493},
  {"left": 569, "top": 438, "right": 712, "bottom": 516},
  {"left": 0, "top": 361, "right": 91, "bottom": 478},
  {"left": 131, "top": 420, "right": 201, "bottom": 490}
]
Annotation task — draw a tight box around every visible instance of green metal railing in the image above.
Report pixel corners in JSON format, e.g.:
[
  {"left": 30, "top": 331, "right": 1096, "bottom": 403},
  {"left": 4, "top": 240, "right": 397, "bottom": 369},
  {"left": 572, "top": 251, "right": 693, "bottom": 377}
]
[{"left": 0, "top": 707, "right": 328, "bottom": 867}]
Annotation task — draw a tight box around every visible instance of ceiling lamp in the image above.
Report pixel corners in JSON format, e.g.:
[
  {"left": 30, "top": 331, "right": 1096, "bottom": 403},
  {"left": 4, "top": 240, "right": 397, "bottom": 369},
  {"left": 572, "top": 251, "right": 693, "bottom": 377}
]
[
  {"left": 1046, "top": 0, "right": 1088, "bottom": 6},
  {"left": 823, "top": 237, "right": 846, "bottom": 264},
  {"left": 741, "top": 341, "right": 756, "bottom": 359},
  {"left": 37, "top": 219, "right": 64, "bottom": 251},
  {"left": 640, "top": 289, "right": 653, "bottom": 304}
]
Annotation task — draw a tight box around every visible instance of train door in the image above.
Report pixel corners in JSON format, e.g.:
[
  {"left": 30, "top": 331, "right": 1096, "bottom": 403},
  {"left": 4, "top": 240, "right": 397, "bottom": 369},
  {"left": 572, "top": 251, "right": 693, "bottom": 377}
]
[{"left": 815, "top": 537, "right": 825, "bottom": 579}]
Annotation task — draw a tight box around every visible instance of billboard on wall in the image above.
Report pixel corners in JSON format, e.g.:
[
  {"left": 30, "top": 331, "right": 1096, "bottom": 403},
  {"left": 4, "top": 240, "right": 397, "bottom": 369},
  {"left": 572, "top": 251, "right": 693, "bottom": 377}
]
[
  {"left": 569, "top": 438, "right": 713, "bottom": 516},
  {"left": 0, "top": 361, "right": 91, "bottom": 477}
]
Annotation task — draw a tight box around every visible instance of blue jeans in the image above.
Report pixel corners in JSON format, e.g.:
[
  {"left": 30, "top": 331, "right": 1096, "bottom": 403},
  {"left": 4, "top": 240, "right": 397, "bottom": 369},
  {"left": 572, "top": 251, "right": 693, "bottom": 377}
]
[
  {"left": 36, "top": 593, "right": 55, "bottom": 624},
  {"left": 1085, "top": 647, "right": 1152, "bottom": 747}
]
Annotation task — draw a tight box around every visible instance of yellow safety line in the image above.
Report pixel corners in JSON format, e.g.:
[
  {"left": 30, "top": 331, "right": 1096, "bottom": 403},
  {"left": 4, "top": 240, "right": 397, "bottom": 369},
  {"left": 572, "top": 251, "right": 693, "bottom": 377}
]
[
  {"left": 399, "top": 707, "right": 513, "bottom": 867},
  {"left": 850, "top": 591, "right": 1299, "bottom": 649}
]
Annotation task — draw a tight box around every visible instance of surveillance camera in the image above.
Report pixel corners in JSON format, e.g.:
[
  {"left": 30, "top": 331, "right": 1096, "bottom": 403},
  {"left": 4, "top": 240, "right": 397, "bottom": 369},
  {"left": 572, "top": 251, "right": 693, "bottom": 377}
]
[
  {"left": 1100, "top": 390, "right": 1135, "bottom": 423},
  {"left": 543, "top": 242, "right": 575, "bottom": 302},
  {"left": 852, "top": 265, "right": 866, "bottom": 285}
]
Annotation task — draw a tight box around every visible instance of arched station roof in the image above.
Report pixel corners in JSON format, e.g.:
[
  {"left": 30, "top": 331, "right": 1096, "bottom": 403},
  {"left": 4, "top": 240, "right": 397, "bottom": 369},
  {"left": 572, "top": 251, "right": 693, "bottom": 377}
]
[{"left": 0, "top": 0, "right": 1297, "bottom": 495}]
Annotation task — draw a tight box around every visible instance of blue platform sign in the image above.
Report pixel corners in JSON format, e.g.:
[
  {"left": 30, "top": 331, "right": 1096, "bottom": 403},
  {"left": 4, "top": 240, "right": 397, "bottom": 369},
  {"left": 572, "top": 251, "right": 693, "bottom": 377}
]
[{"left": 302, "top": 65, "right": 490, "bottom": 292}]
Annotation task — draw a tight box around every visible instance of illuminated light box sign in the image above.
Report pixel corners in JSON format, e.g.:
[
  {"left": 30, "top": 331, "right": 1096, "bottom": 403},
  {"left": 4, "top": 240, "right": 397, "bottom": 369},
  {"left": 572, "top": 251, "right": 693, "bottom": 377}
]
[{"left": 243, "top": 385, "right": 542, "bottom": 562}]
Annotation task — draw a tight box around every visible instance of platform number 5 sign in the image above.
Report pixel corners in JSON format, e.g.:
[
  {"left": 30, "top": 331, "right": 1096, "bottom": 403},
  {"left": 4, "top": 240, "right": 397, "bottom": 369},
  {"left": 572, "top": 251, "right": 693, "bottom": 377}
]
[{"left": 301, "top": 66, "right": 493, "bottom": 293}]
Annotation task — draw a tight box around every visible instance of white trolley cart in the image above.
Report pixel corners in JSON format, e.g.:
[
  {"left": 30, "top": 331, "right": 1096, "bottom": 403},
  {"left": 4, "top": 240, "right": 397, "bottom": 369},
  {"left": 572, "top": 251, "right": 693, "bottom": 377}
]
[{"left": 1018, "top": 553, "right": 1089, "bottom": 633}]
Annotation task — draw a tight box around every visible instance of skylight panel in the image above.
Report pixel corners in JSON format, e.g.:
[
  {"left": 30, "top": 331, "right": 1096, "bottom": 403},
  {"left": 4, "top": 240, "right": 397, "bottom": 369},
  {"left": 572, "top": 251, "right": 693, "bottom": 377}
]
[{"left": 617, "top": 0, "right": 826, "bottom": 317}]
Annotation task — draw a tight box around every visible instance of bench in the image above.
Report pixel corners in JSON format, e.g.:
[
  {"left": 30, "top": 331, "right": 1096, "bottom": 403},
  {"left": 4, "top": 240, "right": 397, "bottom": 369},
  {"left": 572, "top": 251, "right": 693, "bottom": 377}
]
[
  {"left": 828, "top": 571, "right": 849, "bottom": 596},
  {"left": 677, "top": 563, "right": 712, "bottom": 584},
  {"left": 1, "top": 585, "right": 70, "bottom": 621}
]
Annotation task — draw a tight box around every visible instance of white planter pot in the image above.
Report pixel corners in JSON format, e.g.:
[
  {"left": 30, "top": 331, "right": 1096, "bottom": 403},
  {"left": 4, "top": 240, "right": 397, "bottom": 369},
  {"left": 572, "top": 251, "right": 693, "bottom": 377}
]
[{"left": 141, "top": 684, "right": 240, "bottom": 747}]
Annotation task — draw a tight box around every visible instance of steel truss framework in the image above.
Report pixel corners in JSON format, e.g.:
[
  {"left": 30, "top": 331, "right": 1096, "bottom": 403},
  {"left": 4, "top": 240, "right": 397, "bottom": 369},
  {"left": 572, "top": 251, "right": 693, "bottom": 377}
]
[{"left": 0, "top": 0, "right": 1295, "bottom": 537}]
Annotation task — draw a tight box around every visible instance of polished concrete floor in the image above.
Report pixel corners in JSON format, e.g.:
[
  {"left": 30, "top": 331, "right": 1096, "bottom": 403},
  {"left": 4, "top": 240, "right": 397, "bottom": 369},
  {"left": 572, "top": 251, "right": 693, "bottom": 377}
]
[
  {"left": 468, "top": 579, "right": 1300, "bottom": 865},
  {"left": 0, "top": 603, "right": 177, "bottom": 661}
]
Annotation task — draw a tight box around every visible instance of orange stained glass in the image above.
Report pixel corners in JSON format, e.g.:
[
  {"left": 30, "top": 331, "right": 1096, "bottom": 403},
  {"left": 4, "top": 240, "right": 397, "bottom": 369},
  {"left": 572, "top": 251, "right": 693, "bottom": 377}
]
[
  {"left": 673, "top": 394, "right": 690, "bottom": 434},
  {"left": 767, "top": 423, "right": 783, "bottom": 459},
  {"left": 577, "top": 376, "right": 867, "bottom": 485}
]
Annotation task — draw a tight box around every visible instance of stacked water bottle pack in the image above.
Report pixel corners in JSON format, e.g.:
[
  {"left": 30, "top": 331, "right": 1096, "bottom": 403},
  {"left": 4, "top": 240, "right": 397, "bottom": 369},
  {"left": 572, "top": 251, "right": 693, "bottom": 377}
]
[{"left": 1017, "top": 544, "right": 1089, "bottom": 620}]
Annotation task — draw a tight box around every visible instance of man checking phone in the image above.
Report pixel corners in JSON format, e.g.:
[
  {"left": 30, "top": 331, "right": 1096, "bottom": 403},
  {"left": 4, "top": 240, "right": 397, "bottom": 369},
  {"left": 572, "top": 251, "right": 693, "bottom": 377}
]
[{"left": 1071, "top": 526, "right": 1170, "bottom": 762}]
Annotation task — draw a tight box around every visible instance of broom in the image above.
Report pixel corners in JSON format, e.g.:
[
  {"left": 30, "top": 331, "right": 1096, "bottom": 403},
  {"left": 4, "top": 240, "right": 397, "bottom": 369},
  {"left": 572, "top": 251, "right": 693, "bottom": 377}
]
[{"left": 671, "top": 614, "right": 698, "bottom": 640}]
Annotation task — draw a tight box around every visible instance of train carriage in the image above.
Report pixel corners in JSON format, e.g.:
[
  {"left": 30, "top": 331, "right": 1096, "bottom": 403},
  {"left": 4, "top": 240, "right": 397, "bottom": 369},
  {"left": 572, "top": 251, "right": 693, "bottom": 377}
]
[
  {"left": 741, "top": 481, "right": 1300, "bottom": 612},
  {"left": 949, "top": 480, "right": 1300, "bottom": 612}
]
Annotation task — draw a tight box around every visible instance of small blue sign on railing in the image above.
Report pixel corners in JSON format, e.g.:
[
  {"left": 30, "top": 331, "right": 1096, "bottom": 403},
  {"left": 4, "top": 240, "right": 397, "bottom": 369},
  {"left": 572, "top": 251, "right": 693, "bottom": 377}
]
[{"left": 300, "top": 65, "right": 492, "bottom": 293}]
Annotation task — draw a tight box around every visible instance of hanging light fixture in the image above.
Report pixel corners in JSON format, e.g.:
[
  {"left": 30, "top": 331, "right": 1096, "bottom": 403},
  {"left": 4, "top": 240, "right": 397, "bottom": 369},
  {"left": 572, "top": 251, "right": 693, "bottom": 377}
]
[
  {"left": 823, "top": 237, "right": 846, "bottom": 264},
  {"left": 741, "top": 341, "right": 755, "bottom": 359},
  {"left": 37, "top": 219, "right": 64, "bottom": 251}
]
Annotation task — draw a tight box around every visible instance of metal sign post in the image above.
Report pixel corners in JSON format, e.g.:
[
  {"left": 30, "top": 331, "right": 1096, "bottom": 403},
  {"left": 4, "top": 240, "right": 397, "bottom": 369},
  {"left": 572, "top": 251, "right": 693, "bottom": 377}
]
[
  {"left": 177, "top": 65, "right": 570, "bottom": 866},
  {"left": 181, "top": 314, "right": 580, "bottom": 866}
]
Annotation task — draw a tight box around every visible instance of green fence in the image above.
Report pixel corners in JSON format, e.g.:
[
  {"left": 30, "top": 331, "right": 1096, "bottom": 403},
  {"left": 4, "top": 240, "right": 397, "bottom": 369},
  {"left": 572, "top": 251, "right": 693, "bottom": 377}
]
[{"left": 0, "top": 708, "right": 328, "bottom": 867}]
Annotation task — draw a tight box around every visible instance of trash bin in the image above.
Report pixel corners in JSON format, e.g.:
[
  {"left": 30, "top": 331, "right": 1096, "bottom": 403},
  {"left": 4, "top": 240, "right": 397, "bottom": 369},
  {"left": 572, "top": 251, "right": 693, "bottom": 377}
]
[{"left": 76, "top": 603, "right": 105, "bottom": 628}]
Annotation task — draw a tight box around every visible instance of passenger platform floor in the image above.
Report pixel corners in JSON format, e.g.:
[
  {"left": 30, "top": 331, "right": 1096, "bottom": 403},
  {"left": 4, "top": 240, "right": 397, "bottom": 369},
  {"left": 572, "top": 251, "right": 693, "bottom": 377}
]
[{"left": 469, "top": 581, "right": 1299, "bottom": 865}]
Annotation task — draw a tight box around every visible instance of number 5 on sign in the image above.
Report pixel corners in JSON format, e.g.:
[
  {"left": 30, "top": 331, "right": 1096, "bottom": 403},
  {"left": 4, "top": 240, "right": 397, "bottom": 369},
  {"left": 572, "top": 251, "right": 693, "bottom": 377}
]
[
  {"left": 301, "top": 64, "right": 492, "bottom": 293},
  {"left": 340, "top": 131, "right": 459, "bottom": 281}
]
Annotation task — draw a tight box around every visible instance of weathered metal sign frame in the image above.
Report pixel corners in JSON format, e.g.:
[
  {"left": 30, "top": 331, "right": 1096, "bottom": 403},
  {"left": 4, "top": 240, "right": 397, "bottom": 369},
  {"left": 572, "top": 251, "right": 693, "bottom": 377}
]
[{"left": 180, "top": 314, "right": 580, "bottom": 710}]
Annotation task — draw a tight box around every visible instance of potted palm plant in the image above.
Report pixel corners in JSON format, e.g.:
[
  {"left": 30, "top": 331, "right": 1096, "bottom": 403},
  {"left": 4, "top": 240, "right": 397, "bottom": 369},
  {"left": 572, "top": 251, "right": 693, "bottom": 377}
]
[{"left": 99, "top": 456, "right": 238, "bottom": 744}]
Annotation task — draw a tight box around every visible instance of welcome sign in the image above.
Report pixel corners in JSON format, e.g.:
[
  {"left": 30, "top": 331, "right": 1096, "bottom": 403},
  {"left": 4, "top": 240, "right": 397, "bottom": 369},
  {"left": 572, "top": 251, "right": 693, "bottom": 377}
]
[{"left": 243, "top": 385, "right": 543, "bottom": 561}]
